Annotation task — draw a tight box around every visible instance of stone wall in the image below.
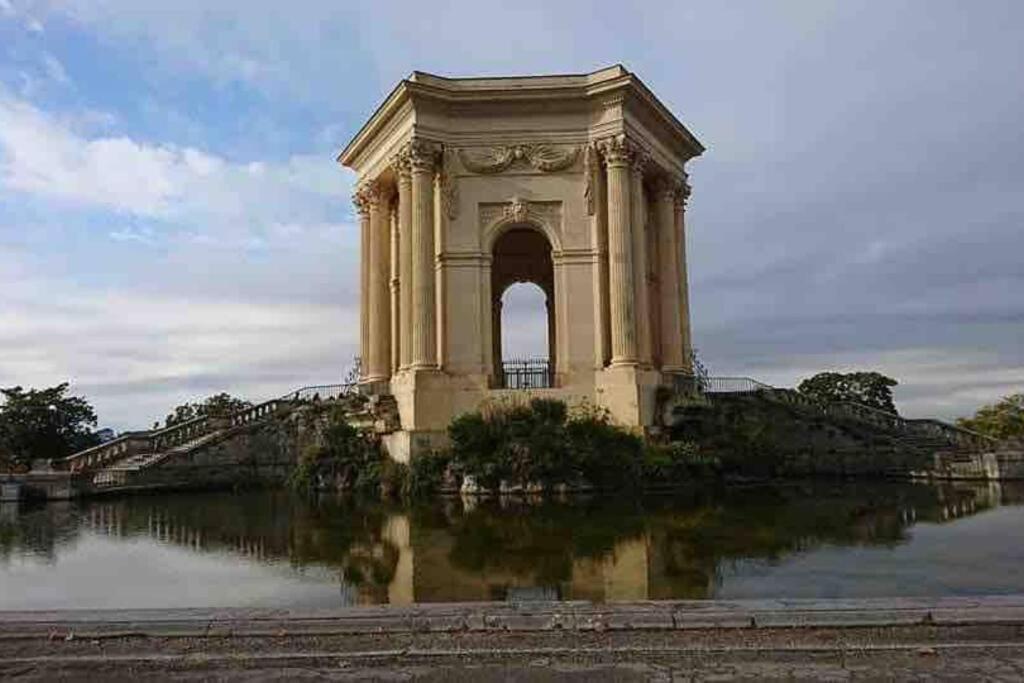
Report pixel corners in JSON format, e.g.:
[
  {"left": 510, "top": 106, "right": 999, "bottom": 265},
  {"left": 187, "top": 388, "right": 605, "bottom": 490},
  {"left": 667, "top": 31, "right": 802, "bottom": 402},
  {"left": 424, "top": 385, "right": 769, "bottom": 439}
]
[{"left": 671, "top": 394, "right": 940, "bottom": 477}]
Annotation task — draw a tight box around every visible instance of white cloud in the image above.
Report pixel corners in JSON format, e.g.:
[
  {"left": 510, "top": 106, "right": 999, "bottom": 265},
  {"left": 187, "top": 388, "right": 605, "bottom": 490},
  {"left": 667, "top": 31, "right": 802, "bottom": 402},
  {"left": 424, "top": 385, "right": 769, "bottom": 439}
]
[
  {"left": 0, "top": 88, "right": 354, "bottom": 246},
  {"left": 0, "top": 251, "right": 357, "bottom": 429}
]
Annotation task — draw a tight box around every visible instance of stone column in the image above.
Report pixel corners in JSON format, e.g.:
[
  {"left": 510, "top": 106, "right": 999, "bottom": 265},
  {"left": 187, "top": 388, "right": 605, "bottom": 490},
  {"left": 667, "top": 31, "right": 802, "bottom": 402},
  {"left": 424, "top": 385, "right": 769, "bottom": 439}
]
[
  {"left": 586, "top": 143, "right": 611, "bottom": 369},
  {"left": 654, "top": 176, "right": 685, "bottom": 370},
  {"left": 389, "top": 203, "right": 400, "bottom": 374},
  {"left": 354, "top": 191, "right": 371, "bottom": 379},
  {"left": 599, "top": 136, "right": 638, "bottom": 366},
  {"left": 393, "top": 154, "right": 413, "bottom": 370},
  {"left": 365, "top": 181, "right": 392, "bottom": 383},
  {"left": 676, "top": 173, "right": 694, "bottom": 368},
  {"left": 630, "top": 153, "right": 652, "bottom": 366},
  {"left": 409, "top": 140, "right": 439, "bottom": 370}
]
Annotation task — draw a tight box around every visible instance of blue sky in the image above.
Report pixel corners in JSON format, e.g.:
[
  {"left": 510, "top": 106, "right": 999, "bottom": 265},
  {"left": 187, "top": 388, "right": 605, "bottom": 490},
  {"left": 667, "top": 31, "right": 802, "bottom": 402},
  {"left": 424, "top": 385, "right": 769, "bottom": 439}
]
[{"left": 1, "top": 0, "right": 1022, "bottom": 429}]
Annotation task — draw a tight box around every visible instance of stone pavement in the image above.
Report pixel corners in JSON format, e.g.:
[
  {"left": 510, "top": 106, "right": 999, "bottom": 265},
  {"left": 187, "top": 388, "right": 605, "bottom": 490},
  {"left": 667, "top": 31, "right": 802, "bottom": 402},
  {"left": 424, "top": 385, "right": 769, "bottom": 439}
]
[{"left": 3, "top": 597, "right": 1024, "bottom": 680}]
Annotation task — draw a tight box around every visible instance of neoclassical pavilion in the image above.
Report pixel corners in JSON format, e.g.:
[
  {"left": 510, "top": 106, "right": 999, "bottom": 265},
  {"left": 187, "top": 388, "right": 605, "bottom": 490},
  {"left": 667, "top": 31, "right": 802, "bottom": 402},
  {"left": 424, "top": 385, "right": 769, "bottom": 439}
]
[{"left": 339, "top": 65, "right": 704, "bottom": 460}]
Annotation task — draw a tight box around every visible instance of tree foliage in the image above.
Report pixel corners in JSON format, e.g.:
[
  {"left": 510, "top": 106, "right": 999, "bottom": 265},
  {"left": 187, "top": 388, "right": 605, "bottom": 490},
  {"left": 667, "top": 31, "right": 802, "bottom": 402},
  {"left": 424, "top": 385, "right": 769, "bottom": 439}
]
[
  {"left": 797, "top": 371, "right": 899, "bottom": 414},
  {"left": 0, "top": 383, "right": 99, "bottom": 466},
  {"left": 164, "top": 392, "right": 252, "bottom": 427},
  {"left": 956, "top": 394, "right": 1024, "bottom": 441}
]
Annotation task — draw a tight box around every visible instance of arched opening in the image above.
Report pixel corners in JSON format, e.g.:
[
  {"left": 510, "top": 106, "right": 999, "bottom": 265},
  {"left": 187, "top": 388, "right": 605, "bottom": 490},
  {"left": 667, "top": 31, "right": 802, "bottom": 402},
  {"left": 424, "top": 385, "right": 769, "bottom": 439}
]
[{"left": 491, "top": 226, "right": 555, "bottom": 388}]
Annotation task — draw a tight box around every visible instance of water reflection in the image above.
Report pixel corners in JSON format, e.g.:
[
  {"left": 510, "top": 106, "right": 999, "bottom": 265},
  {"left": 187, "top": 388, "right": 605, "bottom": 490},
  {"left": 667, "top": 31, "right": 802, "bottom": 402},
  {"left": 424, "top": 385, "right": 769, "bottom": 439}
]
[{"left": 1, "top": 481, "right": 1021, "bottom": 609}]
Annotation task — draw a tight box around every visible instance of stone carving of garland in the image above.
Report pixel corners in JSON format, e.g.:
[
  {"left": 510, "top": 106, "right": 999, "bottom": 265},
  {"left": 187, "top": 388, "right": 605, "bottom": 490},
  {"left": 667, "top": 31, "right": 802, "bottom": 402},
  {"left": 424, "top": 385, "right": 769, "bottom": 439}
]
[{"left": 457, "top": 144, "right": 580, "bottom": 174}]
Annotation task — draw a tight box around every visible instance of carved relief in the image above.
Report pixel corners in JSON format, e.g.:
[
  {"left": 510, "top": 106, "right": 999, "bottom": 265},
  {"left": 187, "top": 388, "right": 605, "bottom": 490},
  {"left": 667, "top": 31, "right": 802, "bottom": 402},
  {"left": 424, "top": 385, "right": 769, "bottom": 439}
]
[
  {"left": 504, "top": 197, "right": 529, "bottom": 223},
  {"left": 480, "top": 199, "right": 563, "bottom": 246},
  {"left": 457, "top": 144, "right": 579, "bottom": 174}
]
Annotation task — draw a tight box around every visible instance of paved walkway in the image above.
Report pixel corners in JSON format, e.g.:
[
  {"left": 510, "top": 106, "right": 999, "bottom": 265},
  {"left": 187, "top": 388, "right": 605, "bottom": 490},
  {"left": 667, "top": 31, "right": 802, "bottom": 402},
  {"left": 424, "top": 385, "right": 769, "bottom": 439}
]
[{"left": 3, "top": 597, "right": 1024, "bottom": 680}]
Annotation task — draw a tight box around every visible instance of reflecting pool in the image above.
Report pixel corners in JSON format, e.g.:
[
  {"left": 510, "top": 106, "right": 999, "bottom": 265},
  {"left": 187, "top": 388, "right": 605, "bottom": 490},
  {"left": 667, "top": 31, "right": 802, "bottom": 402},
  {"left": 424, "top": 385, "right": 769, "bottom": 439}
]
[{"left": 2, "top": 481, "right": 1022, "bottom": 609}]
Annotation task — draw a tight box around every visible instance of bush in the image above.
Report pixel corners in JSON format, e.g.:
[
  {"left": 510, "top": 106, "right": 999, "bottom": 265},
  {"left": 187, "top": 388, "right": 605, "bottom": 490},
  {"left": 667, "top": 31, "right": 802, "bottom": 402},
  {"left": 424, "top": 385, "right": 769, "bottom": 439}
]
[
  {"left": 644, "top": 441, "right": 719, "bottom": 483},
  {"left": 408, "top": 450, "right": 452, "bottom": 497},
  {"left": 446, "top": 398, "right": 649, "bottom": 492},
  {"left": 289, "top": 404, "right": 384, "bottom": 495}
]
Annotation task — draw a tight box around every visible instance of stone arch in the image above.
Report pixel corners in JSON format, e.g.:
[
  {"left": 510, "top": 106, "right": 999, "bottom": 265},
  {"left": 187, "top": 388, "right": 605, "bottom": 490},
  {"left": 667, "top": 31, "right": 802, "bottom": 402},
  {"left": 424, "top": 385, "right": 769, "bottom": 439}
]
[
  {"left": 482, "top": 208, "right": 563, "bottom": 256},
  {"left": 490, "top": 224, "right": 556, "bottom": 387}
]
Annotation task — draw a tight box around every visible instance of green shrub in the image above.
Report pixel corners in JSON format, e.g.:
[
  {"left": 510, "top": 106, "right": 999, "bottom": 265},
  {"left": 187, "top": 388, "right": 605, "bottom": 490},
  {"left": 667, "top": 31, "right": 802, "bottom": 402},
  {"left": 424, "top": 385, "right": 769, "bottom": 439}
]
[
  {"left": 408, "top": 450, "right": 452, "bottom": 497},
  {"left": 446, "top": 398, "right": 648, "bottom": 492},
  {"left": 644, "top": 440, "right": 719, "bottom": 483},
  {"left": 289, "top": 404, "right": 384, "bottom": 495}
]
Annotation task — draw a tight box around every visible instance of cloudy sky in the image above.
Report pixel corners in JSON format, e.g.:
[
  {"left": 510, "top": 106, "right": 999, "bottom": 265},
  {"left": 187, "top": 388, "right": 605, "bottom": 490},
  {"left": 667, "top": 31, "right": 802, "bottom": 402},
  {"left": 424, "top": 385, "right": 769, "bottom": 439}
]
[{"left": 0, "top": 1, "right": 1021, "bottom": 429}]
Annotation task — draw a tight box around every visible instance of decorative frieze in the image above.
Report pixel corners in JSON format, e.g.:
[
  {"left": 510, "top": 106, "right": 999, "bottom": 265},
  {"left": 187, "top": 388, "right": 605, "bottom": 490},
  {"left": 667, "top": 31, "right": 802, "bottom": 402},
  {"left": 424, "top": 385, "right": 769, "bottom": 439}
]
[{"left": 457, "top": 144, "right": 579, "bottom": 174}]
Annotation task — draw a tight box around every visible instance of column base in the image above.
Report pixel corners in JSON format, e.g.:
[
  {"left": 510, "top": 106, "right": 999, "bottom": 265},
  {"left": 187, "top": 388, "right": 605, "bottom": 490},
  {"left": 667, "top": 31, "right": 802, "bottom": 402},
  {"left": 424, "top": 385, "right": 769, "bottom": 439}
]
[{"left": 596, "top": 364, "right": 663, "bottom": 431}]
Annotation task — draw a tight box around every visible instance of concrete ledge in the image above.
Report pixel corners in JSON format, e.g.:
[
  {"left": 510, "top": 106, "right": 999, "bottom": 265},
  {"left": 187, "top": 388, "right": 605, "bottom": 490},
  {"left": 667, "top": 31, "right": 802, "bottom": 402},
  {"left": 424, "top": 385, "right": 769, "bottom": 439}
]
[{"left": 4, "top": 596, "right": 1024, "bottom": 638}]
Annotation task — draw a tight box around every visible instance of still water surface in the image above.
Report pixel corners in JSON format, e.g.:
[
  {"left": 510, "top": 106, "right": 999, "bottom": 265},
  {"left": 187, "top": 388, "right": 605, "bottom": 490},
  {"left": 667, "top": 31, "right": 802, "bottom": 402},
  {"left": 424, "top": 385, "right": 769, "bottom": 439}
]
[{"left": 2, "top": 481, "right": 1023, "bottom": 610}]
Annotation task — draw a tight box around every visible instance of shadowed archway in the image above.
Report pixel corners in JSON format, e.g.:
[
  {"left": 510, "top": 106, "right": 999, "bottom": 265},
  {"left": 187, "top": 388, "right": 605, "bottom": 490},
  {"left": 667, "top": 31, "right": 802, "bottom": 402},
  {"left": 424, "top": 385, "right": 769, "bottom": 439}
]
[{"left": 491, "top": 226, "right": 555, "bottom": 387}]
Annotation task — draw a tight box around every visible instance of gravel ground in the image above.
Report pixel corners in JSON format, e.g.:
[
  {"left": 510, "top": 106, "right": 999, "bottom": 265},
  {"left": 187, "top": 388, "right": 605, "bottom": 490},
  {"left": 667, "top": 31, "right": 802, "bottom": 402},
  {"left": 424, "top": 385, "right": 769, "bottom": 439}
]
[{"left": 4, "top": 599, "right": 1024, "bottom": 680}]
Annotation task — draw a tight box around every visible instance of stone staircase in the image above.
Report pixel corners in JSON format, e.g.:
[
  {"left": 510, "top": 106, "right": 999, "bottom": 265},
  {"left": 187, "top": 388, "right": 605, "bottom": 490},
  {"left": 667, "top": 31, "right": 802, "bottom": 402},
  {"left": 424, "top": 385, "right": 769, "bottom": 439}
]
[{"left": 58, "top": 384, "right": 372, "bottom": 488}]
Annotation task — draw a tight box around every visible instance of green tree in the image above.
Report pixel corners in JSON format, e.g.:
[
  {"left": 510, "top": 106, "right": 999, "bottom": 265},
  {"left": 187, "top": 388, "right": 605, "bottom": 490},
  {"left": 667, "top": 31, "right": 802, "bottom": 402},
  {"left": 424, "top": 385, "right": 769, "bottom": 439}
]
[
  {"left": 956, "top": 394, "right": 1024, "bottom": 441},
  {"left": 797, "top": 371, "right": 899, "bottom": 414},
  {"left": 0, "top": 383, "right": 99, "bottom": 467},
  {"left": 164, "top": 392, "right": 252, "bottom": 427}
]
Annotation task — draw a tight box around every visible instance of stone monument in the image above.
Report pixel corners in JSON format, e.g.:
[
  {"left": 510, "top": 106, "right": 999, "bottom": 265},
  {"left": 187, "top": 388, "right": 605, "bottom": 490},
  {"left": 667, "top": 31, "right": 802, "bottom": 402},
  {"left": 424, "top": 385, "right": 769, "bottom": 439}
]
[{"left": 338, "top": 65, "right": 704, "bottom": 461}]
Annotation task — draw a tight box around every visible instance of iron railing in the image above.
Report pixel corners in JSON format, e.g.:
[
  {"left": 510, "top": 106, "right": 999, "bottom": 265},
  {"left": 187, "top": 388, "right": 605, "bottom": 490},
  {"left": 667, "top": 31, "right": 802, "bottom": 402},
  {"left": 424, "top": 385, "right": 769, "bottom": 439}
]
[
  {"left": 280, "top": 383, "right": 358, "bottom": 402},
  {"left": 501, "top": 359, "right": 553, "bottom": 390}
]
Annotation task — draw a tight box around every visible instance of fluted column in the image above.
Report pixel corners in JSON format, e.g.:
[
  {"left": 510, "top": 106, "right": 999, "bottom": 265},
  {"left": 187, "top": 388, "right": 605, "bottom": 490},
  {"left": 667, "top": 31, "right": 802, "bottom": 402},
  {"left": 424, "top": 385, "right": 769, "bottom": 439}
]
[
  {"left": 676, "top": 174, "right": 694, "bottom": 369},
  {"left": 389, "top": 204, "right": 400, "bottom": 374},
  {"left": 599, "top": 136, "right": 638, "bottom": 366},
  {"left": 365, "top": 181, "right": 392, "bottom": 383},
  {"left": 630, "top": 153, "right": 651, "bottom": 366},
  {"left": 409, "top": 140, "right": 439, "bottom": 369},
  {"left": 393, "top": 154, "right": 413, "bottom": 370},
  {"left": 354, "top": 191, "right": 371, "bottom": 379},
  {"left": 654, "top": 176, "right": 685, "bottom": 370}
]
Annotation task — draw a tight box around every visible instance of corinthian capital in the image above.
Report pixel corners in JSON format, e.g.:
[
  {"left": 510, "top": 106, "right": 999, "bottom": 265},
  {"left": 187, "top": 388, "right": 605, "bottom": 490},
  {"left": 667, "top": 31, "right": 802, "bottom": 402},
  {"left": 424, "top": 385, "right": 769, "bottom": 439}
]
[
  {"left": 674, "top": 171, "right": 692, "bottom": 208},
  {"left": 352, "top": 187, "right": 371, "bottom": 216},
  {"left": 359, "top": 179, "right": 393, "bottom": 208},
  {"left": 405, "top": 139, "right": 442, "bottom": 173},
  {"left": 596, "top": 134, "right": 636, "bottom": 167},
  {"left": 390, "top": 149, "right": 412, "bottom": 183}
]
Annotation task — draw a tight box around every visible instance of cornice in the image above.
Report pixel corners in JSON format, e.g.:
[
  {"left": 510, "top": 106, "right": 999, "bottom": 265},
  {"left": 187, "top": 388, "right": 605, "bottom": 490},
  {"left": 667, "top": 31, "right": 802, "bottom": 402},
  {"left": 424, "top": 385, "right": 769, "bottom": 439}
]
[{"left": 340, "top": 65, "right": 705, "bottom": 171}]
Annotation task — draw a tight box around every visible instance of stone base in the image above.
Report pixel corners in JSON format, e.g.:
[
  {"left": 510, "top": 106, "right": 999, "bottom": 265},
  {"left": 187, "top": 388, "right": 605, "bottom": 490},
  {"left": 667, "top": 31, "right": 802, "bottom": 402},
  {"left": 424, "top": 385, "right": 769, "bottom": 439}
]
[
  {"left": 595, "top": 364, "right": 665, "bottom": 433},
  {"left": 377, "top": 365, "right": 674, "bottom": 462}
]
